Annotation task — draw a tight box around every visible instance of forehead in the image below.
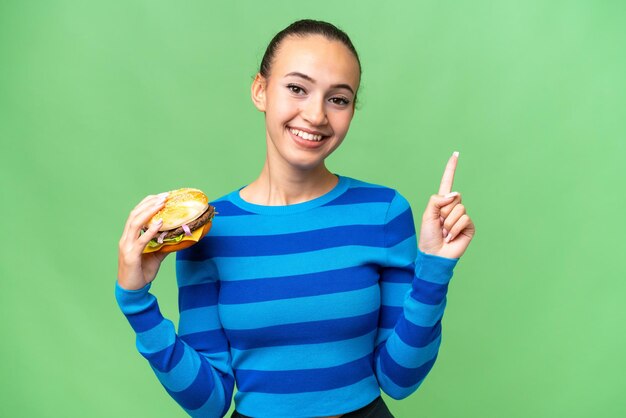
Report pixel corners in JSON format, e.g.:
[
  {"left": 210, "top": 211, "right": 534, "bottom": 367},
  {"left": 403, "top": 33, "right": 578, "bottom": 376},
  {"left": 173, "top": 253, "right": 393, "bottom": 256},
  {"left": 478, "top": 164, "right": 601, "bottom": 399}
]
[{"left": 272, "top": 35, "right": 360, "bottom": 89}]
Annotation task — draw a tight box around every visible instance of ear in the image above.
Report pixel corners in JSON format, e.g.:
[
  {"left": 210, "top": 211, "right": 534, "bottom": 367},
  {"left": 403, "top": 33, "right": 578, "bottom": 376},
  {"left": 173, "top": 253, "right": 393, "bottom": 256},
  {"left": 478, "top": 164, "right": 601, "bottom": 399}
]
[{"left": 251, "top": 73, "right": 267, "bottom": 112}]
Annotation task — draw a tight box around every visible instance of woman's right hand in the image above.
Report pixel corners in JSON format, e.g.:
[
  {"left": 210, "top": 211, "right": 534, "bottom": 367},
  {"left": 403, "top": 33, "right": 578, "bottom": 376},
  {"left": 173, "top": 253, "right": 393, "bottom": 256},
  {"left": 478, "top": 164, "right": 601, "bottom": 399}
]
[{"left": 117, "top": 193, "right": 170, "bottom": 290}]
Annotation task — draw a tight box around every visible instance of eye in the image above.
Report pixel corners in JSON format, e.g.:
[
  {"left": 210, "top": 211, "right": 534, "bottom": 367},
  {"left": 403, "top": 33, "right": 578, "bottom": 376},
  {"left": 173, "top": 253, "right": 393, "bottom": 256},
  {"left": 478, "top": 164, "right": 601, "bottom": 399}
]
[
  {"left": 287, "top": 84, "right": 306, "bottom": 95},
  {"left": 330, "top": 97, "right": 350, "bottom": 106}
]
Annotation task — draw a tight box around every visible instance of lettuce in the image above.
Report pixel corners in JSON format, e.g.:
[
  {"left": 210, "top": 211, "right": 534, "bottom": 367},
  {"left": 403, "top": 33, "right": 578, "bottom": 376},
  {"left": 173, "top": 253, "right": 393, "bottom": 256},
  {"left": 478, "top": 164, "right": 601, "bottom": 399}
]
[{"left": 147, "top": 233, "right": 184, "bottom": 248}]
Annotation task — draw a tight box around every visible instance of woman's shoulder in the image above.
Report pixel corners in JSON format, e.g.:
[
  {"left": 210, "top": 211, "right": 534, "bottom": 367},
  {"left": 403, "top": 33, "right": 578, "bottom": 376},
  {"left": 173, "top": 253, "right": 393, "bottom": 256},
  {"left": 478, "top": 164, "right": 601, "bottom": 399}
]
[
  {"left": 205, "top": 187, "right": 251, "bottom": 216},
  {"left": 335, "top": 175, "right": 404, "bottom": 205}
]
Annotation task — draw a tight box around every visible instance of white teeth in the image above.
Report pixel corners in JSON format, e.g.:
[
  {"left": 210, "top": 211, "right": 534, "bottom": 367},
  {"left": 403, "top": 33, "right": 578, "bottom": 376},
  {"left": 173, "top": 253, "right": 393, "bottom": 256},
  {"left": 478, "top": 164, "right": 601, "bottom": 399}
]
[{"left": 289, "top": 128, "right": 323, "bottom": 141}]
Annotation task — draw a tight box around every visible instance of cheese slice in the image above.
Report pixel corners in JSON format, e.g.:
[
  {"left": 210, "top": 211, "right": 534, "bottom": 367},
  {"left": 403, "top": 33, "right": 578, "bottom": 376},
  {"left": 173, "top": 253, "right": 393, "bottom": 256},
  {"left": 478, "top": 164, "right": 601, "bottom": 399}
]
[{"left": 142, "top": 225, "right": 206, "bottom": 254}]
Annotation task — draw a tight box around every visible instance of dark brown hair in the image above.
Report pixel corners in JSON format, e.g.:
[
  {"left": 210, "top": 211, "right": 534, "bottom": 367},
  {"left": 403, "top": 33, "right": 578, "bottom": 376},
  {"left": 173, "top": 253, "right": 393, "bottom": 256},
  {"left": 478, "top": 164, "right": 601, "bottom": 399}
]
[{"left": 259, "top": 19, "right": 362, "bottom": 105}]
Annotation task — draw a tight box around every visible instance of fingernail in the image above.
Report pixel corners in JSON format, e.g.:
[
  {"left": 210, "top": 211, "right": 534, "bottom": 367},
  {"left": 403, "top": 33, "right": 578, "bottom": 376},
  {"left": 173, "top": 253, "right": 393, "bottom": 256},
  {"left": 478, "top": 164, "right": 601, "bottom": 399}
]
[
  {"left": 453, "top": 151, "right": 459, "bottom": 157},
  {"left": 158, "top": 192, "right": 169, "bottom": 197},
  {"left": 445, "top": 192, "right": 459, "bottom": 198},
  {"left": 442, "top": 228, "right": 448, "bottom": 238},
  {"left": 445, "top": 233, "right": 452, "bottom": 242}
]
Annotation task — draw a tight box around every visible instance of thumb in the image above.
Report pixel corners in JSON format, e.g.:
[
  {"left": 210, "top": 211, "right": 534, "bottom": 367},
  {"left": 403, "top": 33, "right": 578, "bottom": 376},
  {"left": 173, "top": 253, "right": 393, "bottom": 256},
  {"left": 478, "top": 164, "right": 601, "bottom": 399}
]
[{"left": 423, "top": 192, "right": 459, "bottom": 221}]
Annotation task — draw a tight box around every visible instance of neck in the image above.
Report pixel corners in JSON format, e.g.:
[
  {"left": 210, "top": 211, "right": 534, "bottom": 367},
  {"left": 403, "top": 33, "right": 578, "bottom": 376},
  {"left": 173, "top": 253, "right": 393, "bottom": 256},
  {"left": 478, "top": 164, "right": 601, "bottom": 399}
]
[{"left": 240, "top": 153, "right": 338, "bottom": 206}]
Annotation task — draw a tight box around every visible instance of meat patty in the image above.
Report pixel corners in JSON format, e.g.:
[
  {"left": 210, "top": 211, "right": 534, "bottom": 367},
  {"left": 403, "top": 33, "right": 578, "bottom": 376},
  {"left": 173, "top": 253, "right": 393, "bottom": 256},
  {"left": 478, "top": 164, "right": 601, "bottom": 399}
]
[{"left": 145, "top": 205, "right": 215, "bottom": 241}]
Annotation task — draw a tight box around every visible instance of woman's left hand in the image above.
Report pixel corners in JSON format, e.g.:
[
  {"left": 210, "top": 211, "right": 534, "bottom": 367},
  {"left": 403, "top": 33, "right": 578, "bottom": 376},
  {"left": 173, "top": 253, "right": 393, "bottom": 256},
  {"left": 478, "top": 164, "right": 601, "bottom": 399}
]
[{"left": 418, "top": 152, "right": 476, "bottom": 259}]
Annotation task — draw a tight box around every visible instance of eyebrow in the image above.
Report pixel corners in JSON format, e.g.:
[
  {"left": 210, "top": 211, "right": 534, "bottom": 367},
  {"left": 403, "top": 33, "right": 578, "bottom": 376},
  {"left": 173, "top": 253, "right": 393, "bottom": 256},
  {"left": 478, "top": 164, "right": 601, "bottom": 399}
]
[{"left": 284, "top": 72, "right": 355, "bottom": 95}]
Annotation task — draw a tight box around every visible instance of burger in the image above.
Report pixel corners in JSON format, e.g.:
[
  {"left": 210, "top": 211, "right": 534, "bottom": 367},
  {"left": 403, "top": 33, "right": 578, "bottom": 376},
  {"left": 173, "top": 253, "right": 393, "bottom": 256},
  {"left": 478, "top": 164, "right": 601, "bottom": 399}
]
[{"left": 142, "top": 188, "right": 215, "bottom": 254}]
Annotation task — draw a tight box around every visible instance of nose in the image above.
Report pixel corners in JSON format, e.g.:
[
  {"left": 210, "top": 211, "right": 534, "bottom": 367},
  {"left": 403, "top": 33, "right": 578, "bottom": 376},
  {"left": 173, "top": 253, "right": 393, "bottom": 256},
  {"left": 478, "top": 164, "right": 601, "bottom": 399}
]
[{"left": 301, "top": 97, "right": 328, "bottom": 126}]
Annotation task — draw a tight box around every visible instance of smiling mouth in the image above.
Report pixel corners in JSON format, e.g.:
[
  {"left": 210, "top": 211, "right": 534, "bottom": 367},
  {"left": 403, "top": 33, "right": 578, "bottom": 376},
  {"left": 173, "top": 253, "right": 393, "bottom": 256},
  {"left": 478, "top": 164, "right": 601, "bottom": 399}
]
[{"left": 288, "top": 127, "right": 328, "bottom": 142}]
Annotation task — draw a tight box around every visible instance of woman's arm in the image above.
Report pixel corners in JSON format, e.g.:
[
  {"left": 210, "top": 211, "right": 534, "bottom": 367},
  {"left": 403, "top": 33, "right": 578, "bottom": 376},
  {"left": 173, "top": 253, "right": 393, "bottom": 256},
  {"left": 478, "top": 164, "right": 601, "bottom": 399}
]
[
  {"left": 374, "top": 191, "right": 459, "bottom": 399},
  {"left": 116, "top": 194, "right": 234, "bottom": 417},
  {"left": 375, "top": 153, "right": 475, "bottom": 398},
  {"left": 115, "top": 277, "right": 234, "bottom": 417}
]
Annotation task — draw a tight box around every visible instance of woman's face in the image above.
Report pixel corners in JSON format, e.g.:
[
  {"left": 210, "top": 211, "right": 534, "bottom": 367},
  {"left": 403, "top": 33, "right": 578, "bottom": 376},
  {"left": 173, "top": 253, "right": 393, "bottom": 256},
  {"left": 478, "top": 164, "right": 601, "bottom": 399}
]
[{"left": 252, "top": 35, "right": 361, "bottom": 172}]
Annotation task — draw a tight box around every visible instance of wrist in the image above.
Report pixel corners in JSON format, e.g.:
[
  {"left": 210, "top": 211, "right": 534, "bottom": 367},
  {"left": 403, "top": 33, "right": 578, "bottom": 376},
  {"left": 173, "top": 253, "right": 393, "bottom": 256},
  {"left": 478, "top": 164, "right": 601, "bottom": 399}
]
[{"left": 117, "top": 263, "right": 148, "bottom": 291}]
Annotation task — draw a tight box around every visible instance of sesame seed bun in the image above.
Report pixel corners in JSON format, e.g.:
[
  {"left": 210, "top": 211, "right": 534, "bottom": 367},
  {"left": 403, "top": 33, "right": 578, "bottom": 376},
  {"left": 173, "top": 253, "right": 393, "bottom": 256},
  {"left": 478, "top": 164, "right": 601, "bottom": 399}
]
[{"left": 143, "top": 188, "right": 215, "bottom": 254}]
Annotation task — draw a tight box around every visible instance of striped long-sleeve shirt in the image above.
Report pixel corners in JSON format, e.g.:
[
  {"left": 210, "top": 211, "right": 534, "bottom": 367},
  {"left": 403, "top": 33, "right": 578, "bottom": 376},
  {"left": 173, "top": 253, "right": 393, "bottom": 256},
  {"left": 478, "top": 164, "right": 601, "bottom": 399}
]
[{"left": 115, "top": 175, "right": 459, "bottom": 417}]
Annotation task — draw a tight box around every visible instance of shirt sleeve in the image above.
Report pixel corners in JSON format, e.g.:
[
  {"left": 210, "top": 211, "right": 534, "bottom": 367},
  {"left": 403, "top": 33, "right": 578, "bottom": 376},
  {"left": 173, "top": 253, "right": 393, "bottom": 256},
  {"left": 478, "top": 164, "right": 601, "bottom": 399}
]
[
  {"left": 374, "top": 190, "right": 459, "bottom": 399},
  {"left": 115, "top": 254, "right": 234, "bottom": 417}
]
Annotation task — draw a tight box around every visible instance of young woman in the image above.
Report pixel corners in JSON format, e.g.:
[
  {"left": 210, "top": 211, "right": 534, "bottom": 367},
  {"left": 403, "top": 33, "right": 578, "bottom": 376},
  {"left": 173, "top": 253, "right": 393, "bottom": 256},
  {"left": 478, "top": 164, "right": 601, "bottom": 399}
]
[{"left": 116, "top": 19, "right": 475, "bottom": 418}]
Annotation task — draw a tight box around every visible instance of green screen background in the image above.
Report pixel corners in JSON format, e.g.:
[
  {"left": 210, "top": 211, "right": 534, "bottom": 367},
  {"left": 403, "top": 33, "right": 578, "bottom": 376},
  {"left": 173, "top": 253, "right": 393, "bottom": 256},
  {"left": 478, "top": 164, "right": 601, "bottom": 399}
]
[{"left": 1, "top": 1, "right": 625, "bottom": 417}]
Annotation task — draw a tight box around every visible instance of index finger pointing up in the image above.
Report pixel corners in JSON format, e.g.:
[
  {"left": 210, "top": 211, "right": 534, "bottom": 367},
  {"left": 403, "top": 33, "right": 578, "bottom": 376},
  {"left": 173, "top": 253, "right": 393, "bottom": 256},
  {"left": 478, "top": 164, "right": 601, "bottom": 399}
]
[{"left": 438, "top": 151, "right": 459, "bottom": 195}]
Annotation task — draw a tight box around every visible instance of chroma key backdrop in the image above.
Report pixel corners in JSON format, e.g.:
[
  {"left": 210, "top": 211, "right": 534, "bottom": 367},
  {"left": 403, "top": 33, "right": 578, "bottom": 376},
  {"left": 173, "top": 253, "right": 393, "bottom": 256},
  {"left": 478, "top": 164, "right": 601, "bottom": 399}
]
[{"left": 1, "top": 1, "right": 624, "bottom": 417}]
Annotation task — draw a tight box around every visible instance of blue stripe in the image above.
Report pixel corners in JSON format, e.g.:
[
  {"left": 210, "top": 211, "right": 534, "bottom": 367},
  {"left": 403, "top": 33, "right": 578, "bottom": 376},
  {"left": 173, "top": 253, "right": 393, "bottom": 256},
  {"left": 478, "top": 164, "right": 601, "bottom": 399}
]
[
  {"left": 219, "top": 265, "right": 379, "bottom": 304},
  {"left": 201, "top": 245, "right": 387, "bottom": 280},
  {"left": 376, "top": 361, "right": 424, "bottom": 399},
  {"left": 375, "top": 326, "right": 394, "bottom": 348},
  {"left": 385, "top": 208, "right": 415, "bottom": 247},
  {"left": 381, "top": 281, "right": 410, "bottom": 307},
  {"left": 219, "top": 286, "right": 379, "bottom": 330},
  {"left": 165, "top": 358, "right": 215, "bottom": 410},
  {"left": 115, "top": 282, "right": 154, "bottom": 314},
  {"left": 142, "top": 338, "right": 186, "bottom": 373},
  {"left": 180, "top": 329, "right": 230, "bottom": 354},
  {"left": 175, "top": 259, "right": 218, "bottom": 285},
  {"left": 234, "top": 375, "right": 380, "bottom": 417},
  {"left": 378, "top": 345, "right": 437, "bottom": 388},
  {"left": 236, "top": 354, "right": 374, "bottom": 394},
  {"left": 208, "top": 202, "right": 389, "bottom": 236},
  {"left": 380, "top": 263, "right": 414, "bottom": 283},
  {"left": 226, "top": 310, "right": 378, "bottom": 350},
  {"left": 415, "top": 249, "right": 459, "bottom": 284},
  {"left": 403, "top": 296, "right": 447, "bottom": 327},
  {"left": 379, "top": 305, "right": 403, "bottom": 329},
  {"left": 395, "top": 317, "right": 442, "bottom": 348},
  {"left": 387, "top": 236, "right": 417, "bottom": 267},
  {"left": 136, "top": 319, "right": 176, "bottom": 354},
  {"left": 211, "top": 200, "right": 256, "bottom": 216},
  {"left": 125, "top": 299, "right": 163, "bottom": 333},
  {"left": 205, "top": 224, "right": 384, "bottom": 257},
  {"left": 231, "top": 331, "right": 377, "bottom": 371},
  {"left": 178, "top": 306, "right": 222, "bottom": 336},
  {"left": 323, "top": 186, "right": 395, "bottom": 206},
  {"left": 410, "top": 279, "right": 449, "bottom": 305},
  {"left": 153, "top": 344, "right": 200, "bottom": 392},
  {"left": 220, "top": 373, "right": 235, "bottom": 417},
  {"left": 185, "top": 370, "right": 231, "bottom": 418},
  {"left": 179, "top": 282, "right": 219, "bottom": 311},
  {"left": 385, "top": 332, "right": 442, "bottom": 369},
  {"left": 385, "top": 191, "right": 408, "bottom": 219}
]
